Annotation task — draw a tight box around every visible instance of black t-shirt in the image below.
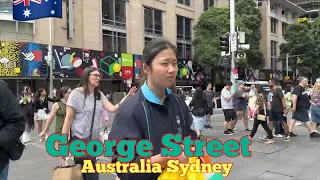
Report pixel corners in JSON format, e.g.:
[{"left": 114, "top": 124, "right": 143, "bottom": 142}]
[
  {"left": 269, "top": 87, "right": 284, "bottom": 112},
  {"left": 293, "top": 85, "right": 310, "bottom": 109},
  {"left": 234, "top": 90, "right": 248, "bottom": 111}
]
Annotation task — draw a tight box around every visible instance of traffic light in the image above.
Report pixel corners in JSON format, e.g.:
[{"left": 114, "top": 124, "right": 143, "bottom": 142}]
[{"left": 220, "top": 33, "right": 230, "bottom": 55}]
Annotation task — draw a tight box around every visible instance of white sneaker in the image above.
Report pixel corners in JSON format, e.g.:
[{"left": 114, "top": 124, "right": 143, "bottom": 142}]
[
  {"left": 275, "top": 134, "right": 283, "bottom": 138},
  {"left": 295, "top": 121, "right": 302, "bottom": 126}
]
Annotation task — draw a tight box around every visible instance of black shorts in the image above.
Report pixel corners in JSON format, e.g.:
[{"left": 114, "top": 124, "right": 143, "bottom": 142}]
[
  {"left": 223, "top": 109, "right": 237, "bottom": 121},
  {"left": 269, "top": 111, "right": 285, "bottom": 122},
  {"left": 292, "top": 108, "right": 310, "bottom": 122},
  {"left": 207, "top": 107, "right": 213, "bottom": 115}
]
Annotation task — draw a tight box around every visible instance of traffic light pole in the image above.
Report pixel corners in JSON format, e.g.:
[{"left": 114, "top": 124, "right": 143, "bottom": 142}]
[{"left": 230, "top": 0, "right": 236, "bottom": 93}]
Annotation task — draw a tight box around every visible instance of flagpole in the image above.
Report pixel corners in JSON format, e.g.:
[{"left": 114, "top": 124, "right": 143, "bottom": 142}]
[{"left": 48, "top": 17, "right": 53, "bottom": 98}]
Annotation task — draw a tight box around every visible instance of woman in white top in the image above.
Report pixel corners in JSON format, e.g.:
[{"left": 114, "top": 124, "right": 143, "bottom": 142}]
[{"left": 61, "top": 67, "right": 136, "bottom": 180}]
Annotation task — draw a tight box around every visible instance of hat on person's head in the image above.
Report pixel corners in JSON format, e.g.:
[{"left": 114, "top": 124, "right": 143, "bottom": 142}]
[
  {"left": 238, "top": 81, "right": 245, "bottom": 85},
  {"left": 225, "top": 81, "right": 233, "bottom": 86}
]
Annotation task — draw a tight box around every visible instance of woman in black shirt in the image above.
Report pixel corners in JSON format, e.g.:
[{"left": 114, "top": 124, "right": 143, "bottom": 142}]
[
  {"left": 33, "top": 88, "right": 55, "bottom": 141},
  {"left": 189, "top": 87, "right": 208, "bottom": 138}
]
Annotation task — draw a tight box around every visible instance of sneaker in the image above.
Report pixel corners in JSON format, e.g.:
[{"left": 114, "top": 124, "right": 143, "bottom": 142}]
[
  {"left": 290, "top": 132, "right": 297, "bottom": 137},
  {"left": 233, "top": 128, "right": 237, "bottom": 132},
  {"left": 228, "top": 129, "right": 236, "bottom": 134},
  {"left": 246, "top": 128, "right": 252, "bottom": 132},
  {"left": 295, "top": 121, "right": 302, "bottom": 126},
  {"left": 224, "top": 131, "right": 233, "bottom": 135},
  {"left": 259, "top": 135, "right": 268, "bottom": 141},
  {"left": 275, "top": 134, "right": 283, "bottom": 138},
  {"left": 285, "top": 136, "right": 292, "bottom": 141},
  {"left": 310, "top": 132, "right": 320, "bottom": 138}
]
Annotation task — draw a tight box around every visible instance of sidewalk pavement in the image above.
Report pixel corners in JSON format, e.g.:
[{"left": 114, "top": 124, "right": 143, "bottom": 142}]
[{"left": 10, "top": 111, "right": 320, "bottom": 180}]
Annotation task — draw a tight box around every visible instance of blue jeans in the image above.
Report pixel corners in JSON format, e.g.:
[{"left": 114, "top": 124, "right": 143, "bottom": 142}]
[{"left": 0, "top": 163, "right": 9, "bottom": 180}]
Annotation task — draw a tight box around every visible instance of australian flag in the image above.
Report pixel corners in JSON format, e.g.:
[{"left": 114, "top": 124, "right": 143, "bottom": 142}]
[{"left": 13, "top": 0, "right": 62, "bottom": 21}]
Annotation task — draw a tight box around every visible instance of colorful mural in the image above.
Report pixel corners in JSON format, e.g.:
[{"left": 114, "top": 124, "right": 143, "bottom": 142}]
[
  {"left": 52, "top": 46, "right": 123, "bottom": 79},
  {"left": 0, "top": 41, "right": 48, "bottom": 77},
  {"left": 177, "top": 59, "right": 207, "bottom": 82},
  {"left": 0, "top": 41, "right": 209, "bottom": 82},
  {"left": 134, "top": 54, "right": 141, "bottom": 80}
]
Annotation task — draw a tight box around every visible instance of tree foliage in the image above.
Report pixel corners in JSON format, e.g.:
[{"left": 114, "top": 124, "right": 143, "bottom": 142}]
[
  {"left": 280, "top": 19, "right": 320, "bottom": 78},
  {"left": 193, "top": 0, "right": 263, "bottom": 69}
]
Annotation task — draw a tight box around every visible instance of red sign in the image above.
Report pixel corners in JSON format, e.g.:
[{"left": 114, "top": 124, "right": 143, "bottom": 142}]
[{"left": 121, "top": 66, "right": 133, "bottom": 80}]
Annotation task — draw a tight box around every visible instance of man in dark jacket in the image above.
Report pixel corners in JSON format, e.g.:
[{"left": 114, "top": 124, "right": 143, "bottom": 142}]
[{"left": 0, "top": 80, "right": 25, "bottom": 179}]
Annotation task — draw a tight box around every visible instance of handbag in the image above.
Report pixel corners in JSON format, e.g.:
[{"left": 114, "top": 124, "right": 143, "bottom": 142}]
[
  {"left": 257, "top": 98, "right": 267, "bottom": 121},
  {"left": 52, "top": 159, "right": 83, "bottom": 180},
  {"left": 99, "top": 129, "right": 109, "bottom": 142}
]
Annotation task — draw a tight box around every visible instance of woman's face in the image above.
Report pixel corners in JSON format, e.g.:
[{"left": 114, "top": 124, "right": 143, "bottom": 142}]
[
  {"left": 41, "top": 89, "right": 46, "bottom": 96},
  {"left": 144, "top": 48, "right": 178, "bottom": 89},
  {"left": 64, "top": 88, "right": 72, "bottom": 99},
  {"left": 89, "top": 70, "right": 101, "bottom": 87}
]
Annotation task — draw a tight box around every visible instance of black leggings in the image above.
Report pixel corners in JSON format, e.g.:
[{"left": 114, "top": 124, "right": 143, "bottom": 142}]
[{"left": 250, "top": 118, "right": 274, "bottom": 139}]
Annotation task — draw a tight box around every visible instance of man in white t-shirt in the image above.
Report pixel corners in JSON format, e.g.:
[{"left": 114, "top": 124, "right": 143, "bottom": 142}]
[{"left": 221, "top": 81, "right": 237, "bottom": 135}]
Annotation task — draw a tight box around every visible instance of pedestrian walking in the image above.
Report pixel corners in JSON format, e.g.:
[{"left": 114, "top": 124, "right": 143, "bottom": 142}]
[
  {"left": 310, "top": 79, "right": 320, "bottom": 132},
  {"left": 19, "top": 86, "right": 35, "bottom": 144},
  {"left": 203, "top": 83, "right": 216, "bottom": 129},
  {"left": 248, "top": 85, "right": 275, "bottom": 144},
  {"left": 288, "top": 77, "right": 320, "bottom": 139},
  {"left": 248, "top": 85, "right": 257, "bottom": 120},
  {"left": 221, "top": 81, "right": 237, "bottom": 135},
  {"left": 189, "top": 87, "right": 208, "bottom": 138},
  {"left": 233, "top": 81, "right": 251, "bottom": 131},
  {"left": 33, "top": 88, "right": 55, "bottom": 141},
  {"left": 61, "top": 67, "right": 136, "bottom": 180},
  {"left": 39, "top": 86, "right": 72, "bottom": 138},
  {"left": 260, "top": 78, "right": 291, "bottom": 141},
  {"left": 0, "top": 80, "right": 25, "bottom": 180}
]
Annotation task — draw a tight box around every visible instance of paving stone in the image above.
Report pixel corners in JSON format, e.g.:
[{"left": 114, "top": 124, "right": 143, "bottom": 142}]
[
  {"left": 250, "top": 143, "right": 288, "bottom": 154},
  {"left": 257, "top": 171, "right": 292, "bottom": 180}
]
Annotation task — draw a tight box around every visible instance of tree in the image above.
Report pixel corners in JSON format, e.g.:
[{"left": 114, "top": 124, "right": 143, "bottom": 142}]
[
  {"left": 236, "top": 0, "right": 264, "bottom": 68},
  {"left": 193, "top": 0, "right": 264, "bottom": 69},
  {"left": 193, "top": 8, "right": 229, "bottom": 68},
  {"left": 280, "top": 22, "right": 320, "bottom": 79}
]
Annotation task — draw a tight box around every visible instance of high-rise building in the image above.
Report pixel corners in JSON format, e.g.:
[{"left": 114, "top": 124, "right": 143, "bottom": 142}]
[
  {"left": 288, "top": 0, "right": 320, "bottom": 11},
  {"left": 258, "top": 0, "right": 305, "bottom": 71},
  {"left": 216, "top": 0, "right": 305, "bottom": 71}
]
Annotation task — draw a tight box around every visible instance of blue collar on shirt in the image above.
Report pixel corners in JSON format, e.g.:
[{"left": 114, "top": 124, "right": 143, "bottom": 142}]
[{"left": 141, "top": 81, "right": 172, "bottom": 105}]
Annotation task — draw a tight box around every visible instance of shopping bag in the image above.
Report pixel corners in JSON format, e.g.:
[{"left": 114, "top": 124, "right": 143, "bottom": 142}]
[
  {"left": 99, "top": 129, "right": 108, "bottom": 142},
  {"left": 52, "top": 159, "right": 83, "bottom": 180}
]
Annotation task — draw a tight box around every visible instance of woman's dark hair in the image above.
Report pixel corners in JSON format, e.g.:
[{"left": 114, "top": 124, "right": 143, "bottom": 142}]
[
  {"left": 55, "top": 86, "right": 71, "bottom": 102},
  {"left": 192, "top": 87, "right": 205, "bottom": 107},
  {"left": 255, "top": 85, "right": 266, "bottom": 100},
  {"left": 77, "top": 67, "right": 101, "bottom": 100},
  {"left": 36, "top": 88, "right": 45, "bottom": 98},
  {"left": 140, "top": 39, "right": 178, "bottom": 86}
]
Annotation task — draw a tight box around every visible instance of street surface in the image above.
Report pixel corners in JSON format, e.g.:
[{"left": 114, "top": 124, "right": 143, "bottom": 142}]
[{"left": 9, "top": 109, "right": 320, "bottom": 180}]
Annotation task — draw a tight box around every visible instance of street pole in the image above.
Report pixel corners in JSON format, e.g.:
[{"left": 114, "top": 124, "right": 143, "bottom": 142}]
[
  {"left": 230, "top": 0, "right": 236, "bottom": 93},
  {"left": 48, "top": 17, "right": 53, "bottom": 98},
  {"left": 286, "top": 53, "right": 289, "bottom": 76}
]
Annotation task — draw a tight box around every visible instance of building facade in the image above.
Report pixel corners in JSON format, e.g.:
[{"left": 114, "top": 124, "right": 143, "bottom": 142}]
[
  {"left": 289, "top": 0, "right": 320, "bottom": 11},
  {"left": 258, "top": 0, "right": 305, "bottom": 71},
  {"left": 0, "top": 0, "right": 218, "bottom": 94}
]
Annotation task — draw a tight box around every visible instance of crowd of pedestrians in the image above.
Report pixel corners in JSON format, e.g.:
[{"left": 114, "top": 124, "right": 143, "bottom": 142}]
[{"left": 218, "top": 77, "right": 320, "bottom": 145}]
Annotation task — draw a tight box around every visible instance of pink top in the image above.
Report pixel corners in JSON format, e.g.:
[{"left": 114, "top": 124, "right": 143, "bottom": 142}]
[{"left": 101, "top": 109, "right": 109, "bottom": 122}]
